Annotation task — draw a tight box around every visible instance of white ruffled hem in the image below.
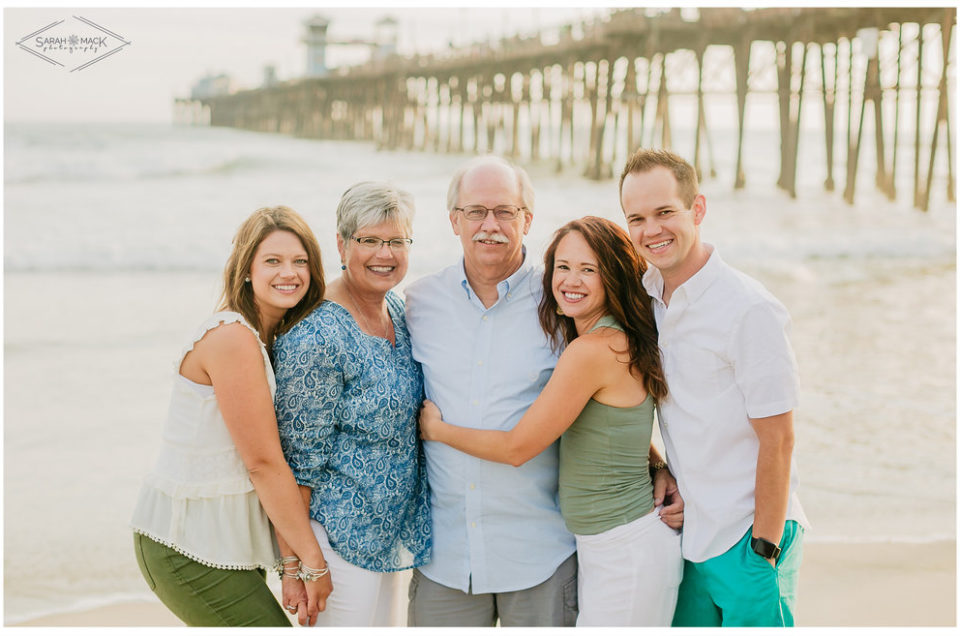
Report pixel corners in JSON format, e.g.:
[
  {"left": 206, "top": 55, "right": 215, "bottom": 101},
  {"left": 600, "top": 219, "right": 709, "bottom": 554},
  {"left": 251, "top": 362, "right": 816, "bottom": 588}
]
[
  {"left": 132, "top": 528, "right": 269, "bottom": 571},
  {"left": 131, "top": 485, "right": 278, "bottom": 570}
]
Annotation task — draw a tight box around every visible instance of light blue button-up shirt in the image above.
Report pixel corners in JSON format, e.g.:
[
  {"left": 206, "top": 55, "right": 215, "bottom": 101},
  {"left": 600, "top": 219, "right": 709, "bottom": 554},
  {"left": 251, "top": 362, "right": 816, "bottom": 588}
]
[{"left": 404, "top": 254, "right": 576, "bottom": 594}]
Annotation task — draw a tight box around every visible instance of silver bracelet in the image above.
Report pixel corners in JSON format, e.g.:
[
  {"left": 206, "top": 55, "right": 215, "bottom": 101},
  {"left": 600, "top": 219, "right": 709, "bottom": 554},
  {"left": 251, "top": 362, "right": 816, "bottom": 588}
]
[
  {"left": 298, "top": 562, "right": 330, "bottom": 582},
  {"left": 274, "top": 556, "right": 299, "bottom": 577}
]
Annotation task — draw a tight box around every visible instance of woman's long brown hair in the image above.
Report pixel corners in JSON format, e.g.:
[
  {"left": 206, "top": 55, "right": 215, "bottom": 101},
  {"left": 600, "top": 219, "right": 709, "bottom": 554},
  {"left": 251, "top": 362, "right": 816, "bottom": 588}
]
[{"left": 538, "top": 216, "right": 667, "bottom": 401}]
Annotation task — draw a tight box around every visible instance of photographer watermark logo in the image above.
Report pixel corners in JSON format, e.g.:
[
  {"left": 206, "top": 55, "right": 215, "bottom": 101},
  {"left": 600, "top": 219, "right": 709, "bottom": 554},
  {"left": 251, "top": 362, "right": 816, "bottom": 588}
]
[{"left": 17, "top": 16, "right": 131, "bottom": 72}]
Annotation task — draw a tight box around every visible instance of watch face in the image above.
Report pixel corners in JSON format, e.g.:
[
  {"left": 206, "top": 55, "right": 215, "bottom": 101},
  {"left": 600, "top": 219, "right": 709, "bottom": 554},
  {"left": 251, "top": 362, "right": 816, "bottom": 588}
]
[{"left": 752, "top": 537, "right": 779, "bottom": 559}]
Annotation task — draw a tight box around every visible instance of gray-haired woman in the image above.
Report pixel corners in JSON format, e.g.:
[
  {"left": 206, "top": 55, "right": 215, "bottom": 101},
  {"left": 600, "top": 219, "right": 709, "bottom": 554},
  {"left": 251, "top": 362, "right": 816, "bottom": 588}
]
[{"left": 271, "top": 182, "right": 432, "bottom": 626}]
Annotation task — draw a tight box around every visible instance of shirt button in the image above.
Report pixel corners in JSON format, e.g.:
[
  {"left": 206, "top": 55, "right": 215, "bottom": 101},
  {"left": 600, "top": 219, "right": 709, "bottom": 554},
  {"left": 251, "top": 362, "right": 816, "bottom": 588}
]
[
  {"left": 472, "top": 400, "right": 479, "bottom": 406},
  {"left": 471, "top": 522, "right": 477, "bottom": 528},
  {"left": 470, "top": 483, "right": 476, "bottom": 490},
  {"left": 482, "top": 315, "right": 488, "bottom": 321},
  {"left": 477, "top": 360, "right": 483, "bottom": 366}
]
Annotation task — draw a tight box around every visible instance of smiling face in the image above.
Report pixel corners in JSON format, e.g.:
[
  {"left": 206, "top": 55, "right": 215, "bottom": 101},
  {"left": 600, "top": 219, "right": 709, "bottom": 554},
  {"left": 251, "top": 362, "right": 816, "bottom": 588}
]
[
  {"left": 249, "top": 230, "right": 310, "bottom": 319},
  {"left": 620, "top": 166, "right": 707, "bottom": 286},
  {"left": 552, "top": 230, "right": 607, "bottom": 330},
  {"left": 450, "top": 161, "right": 532, "bottom": 280},
  {"left": 337, "top": 219, "right": 410, "bottom": 295}
]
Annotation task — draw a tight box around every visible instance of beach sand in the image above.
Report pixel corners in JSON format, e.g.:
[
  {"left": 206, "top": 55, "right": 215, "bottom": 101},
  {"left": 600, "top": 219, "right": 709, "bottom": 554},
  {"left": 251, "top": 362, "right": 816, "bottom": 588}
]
[{"left": 10, "top": 541, "right": 955, "bottom": 627}]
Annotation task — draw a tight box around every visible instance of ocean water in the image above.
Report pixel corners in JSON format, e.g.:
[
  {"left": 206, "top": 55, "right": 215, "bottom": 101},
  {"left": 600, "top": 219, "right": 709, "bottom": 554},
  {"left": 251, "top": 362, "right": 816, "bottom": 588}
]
[{"left": 4, "top": 121, "right": 956, "bottom": 623}]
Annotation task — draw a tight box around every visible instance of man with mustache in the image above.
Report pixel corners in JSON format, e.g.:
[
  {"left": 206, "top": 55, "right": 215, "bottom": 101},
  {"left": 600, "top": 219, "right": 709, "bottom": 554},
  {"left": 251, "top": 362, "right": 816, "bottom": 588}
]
[{"left": 404, "top": 155, "right": 681, "bottom": 626}]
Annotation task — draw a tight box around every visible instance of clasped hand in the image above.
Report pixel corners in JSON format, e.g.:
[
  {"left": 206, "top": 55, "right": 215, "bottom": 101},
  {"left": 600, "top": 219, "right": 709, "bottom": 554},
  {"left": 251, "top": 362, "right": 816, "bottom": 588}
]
[
  {"left": 652, "top": 468, "right": 684, "bottom": 530},
  {"left": 281, "top": 572, "right": 333, "bottom": 626}
]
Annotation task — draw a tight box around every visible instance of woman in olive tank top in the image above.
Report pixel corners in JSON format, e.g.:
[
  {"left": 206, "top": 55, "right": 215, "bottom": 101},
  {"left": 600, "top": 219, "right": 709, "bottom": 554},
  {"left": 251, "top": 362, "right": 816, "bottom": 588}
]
[{"left": 420, "top": 216, "right": 683, "bottom": 626}]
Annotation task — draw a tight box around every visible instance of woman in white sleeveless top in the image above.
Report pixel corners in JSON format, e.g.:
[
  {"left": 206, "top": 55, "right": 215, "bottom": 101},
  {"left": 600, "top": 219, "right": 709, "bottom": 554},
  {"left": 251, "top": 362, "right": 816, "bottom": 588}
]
[{"left": 131, "top": 206, "right": 333, "bottom": 626}]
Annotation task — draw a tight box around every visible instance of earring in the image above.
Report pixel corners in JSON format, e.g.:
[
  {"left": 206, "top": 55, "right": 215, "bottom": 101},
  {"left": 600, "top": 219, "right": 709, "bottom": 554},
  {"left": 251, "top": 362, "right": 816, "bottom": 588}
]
[
  {"left": 341, "top": 264, "right": 346, "bottom": 271},
  {"left": 555, "top": 306, "right": 564, "bottom": 316},
  {"left": 244, "top": 276, "right": 251, "bottom": 283}
]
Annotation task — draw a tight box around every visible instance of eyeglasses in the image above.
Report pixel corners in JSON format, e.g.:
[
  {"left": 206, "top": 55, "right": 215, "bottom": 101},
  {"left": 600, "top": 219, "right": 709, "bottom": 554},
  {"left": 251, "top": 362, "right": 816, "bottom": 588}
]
[
  {"left": 351, "top": 236, "right": 414, "bottom": 251},
  {"left": 454, "top": 205, "right": 527, "bottom": 221}
]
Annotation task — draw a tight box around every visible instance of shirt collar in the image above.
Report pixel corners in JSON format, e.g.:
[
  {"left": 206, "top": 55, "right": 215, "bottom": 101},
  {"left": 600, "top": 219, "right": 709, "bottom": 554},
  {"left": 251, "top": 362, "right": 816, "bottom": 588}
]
[
  {"left": 642, "top": 243, "right": 722, "bottom": 305},
  {"left": 642, "top": 265, "right": 665, "bottom": 303},
  {"left": 682, "top": 244, "right": 722, "bottom": 304},
  {"left": 458, "top": 245, "right": 532, "bottom": 302}
]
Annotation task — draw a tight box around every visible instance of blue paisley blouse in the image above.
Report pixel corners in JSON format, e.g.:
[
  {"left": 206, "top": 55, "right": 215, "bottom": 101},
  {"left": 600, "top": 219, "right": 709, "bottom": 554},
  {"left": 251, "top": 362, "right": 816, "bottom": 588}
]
[{"left": 274, "top": 291, "right": 431, "bottom": 572}]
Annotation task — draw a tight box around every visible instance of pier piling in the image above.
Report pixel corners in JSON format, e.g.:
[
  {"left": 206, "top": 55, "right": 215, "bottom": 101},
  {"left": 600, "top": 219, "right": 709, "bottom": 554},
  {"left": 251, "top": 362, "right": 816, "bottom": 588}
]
[{"left": 177, "top": 7, "right": 956, "bottom": 210}]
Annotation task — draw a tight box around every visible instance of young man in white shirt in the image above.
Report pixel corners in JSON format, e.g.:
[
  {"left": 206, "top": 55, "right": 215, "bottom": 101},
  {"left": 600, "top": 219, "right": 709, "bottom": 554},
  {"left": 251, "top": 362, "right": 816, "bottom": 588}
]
[{"left": 618, "top": 148, "right": 809, "bottom": 627}]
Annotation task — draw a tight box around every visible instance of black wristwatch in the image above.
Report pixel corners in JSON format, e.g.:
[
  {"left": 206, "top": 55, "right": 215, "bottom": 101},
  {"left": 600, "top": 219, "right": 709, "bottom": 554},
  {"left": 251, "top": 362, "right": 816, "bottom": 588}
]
[{"left": 750, "top": 536, "right": 781, "bottom": 560}]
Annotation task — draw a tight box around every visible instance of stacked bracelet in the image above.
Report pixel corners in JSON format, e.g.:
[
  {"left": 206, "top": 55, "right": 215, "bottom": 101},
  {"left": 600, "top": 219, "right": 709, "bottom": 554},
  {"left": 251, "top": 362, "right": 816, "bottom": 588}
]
[
  {"left": 298, "top": 562, "right": 330, "bottom": 582},
  {"left": 274, "top": 556, "right": 300, "bottom": 579}
]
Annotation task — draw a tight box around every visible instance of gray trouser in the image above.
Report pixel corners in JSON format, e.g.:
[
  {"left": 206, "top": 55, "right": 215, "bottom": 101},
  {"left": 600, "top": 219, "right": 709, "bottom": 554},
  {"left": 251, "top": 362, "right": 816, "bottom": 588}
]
[{"left": 407, "top": 553, "right": 578, "bottom": 626}]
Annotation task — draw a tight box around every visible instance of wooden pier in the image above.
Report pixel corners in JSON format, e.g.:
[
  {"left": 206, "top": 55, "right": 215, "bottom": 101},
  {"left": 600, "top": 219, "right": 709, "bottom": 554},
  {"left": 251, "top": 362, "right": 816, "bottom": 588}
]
[{"left": 174, "top": 7, "right": 956, "bottom": 210}]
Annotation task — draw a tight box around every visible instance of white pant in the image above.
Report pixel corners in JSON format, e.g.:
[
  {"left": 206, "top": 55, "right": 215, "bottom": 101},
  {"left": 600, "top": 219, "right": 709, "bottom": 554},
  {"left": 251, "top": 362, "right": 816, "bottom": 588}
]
[
  {"left": 309, "top": 520, "right": 404, "bottom": 627},
  {"left": 575, "top": 508, "right": 684, "bottom": 626}
]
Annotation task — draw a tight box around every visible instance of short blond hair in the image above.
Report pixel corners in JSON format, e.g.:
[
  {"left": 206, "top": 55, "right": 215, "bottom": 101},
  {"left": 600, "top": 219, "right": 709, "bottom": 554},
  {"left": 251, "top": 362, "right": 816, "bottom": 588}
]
[{"left": 619, "top": 148, "right": 699, "bottom": 208}]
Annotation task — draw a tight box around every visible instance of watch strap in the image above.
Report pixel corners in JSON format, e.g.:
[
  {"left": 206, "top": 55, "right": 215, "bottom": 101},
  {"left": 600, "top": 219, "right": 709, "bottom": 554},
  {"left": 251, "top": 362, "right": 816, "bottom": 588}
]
[{"left": 750, "top": 536, "right": 782, "bottom": 560}]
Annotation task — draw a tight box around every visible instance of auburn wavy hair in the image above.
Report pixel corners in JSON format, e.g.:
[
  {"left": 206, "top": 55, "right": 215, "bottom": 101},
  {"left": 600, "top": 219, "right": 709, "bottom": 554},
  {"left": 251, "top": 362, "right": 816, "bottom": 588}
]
[
  {"left": 218, "top": 206, "right": 325, "bottom": 346},
  {"left": 538, "top": 216, "right": 667, "bottom": 401}
]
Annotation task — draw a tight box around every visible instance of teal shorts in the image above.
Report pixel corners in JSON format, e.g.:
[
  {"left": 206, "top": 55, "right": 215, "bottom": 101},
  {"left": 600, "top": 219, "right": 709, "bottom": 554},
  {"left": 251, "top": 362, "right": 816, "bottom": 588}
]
[{"left": 672, "top": 520, "right": 804, "bottom": 627}]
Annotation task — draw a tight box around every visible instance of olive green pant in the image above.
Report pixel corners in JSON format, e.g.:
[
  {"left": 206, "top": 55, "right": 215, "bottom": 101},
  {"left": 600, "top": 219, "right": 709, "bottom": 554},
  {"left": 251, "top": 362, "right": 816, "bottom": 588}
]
[{"left": 133, "top": 532, "right": 291, "bottom": 627}]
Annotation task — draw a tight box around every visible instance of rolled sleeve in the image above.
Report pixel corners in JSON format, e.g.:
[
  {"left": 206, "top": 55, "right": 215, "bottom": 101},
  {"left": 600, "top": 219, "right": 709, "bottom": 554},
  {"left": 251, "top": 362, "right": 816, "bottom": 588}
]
[{"left": 274, "top": 323, "right": 341, "bottom": 489}]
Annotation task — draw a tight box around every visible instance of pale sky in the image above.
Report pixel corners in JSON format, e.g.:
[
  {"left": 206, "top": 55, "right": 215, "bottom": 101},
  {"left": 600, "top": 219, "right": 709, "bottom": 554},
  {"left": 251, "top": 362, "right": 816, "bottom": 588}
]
[{"left": 4, "top": 5, "right": 611, "bottom": 123}]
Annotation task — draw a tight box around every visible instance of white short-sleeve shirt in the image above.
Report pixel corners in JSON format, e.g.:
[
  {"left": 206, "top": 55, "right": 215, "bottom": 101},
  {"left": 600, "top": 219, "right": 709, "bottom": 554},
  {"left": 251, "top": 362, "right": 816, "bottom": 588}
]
[{"left": 644, "top": 246, "right": 810, "bottom": 562}]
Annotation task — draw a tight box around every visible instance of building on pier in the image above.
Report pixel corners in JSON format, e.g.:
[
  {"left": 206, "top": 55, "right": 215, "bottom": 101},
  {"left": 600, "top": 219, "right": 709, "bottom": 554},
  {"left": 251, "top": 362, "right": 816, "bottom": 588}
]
[{"left": 303, "top": 14, "right": 331, "bottom": 78}]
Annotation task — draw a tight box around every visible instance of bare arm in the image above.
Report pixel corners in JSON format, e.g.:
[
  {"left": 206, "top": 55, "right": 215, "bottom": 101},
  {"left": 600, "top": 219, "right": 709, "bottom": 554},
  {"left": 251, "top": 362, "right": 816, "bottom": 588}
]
[
  {"left": 198, "top": 323, "right": 332, "bottom": 619},
  {"left": 750, "top": 410, "right": 794, "bottom": 564},
  {"left": 275, "top": 486, "right": 321, "bottom": 626},
  {"left": 420, "top": 337, "right": 606, "bottom": 466}
]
